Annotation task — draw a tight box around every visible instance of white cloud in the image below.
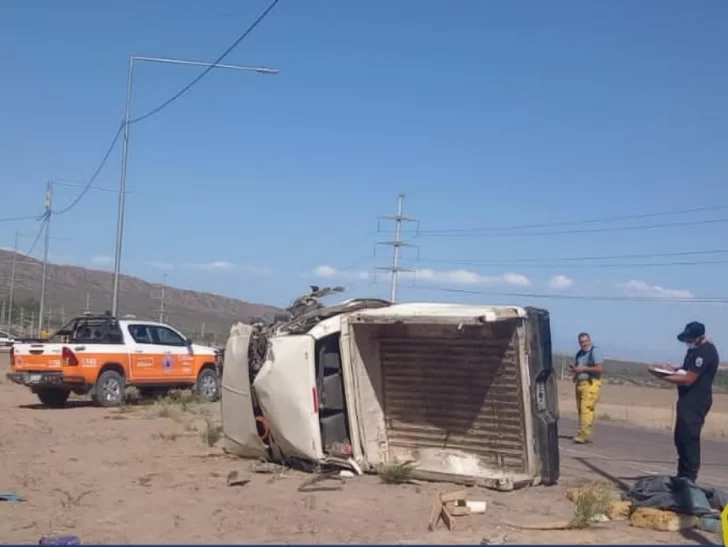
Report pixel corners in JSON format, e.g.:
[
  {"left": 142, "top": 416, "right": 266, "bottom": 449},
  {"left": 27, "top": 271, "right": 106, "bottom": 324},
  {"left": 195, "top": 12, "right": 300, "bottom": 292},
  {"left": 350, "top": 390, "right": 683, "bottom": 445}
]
[
  {"left": 312, "top": 265, "right": 370, "bottom": 280},
  {"left": 91, "top": 255, "right": 113, "bottom": 265},
  {"left": 550, "top": 275, "right": 574, "bottom": 290},
  {"left": 192, "top": 260, "right": 236, "bottom": 272},
  {"left": 148, "top": 261, "right": 174, "bottom": 271},
  {"left": 312, "top": 265, "right": 530, "bottom": 287},
  {"left": 617, "top": 279, "right": 694, "bottom": 299},
  {"left": 412, "top": 268, "right": 531, "bottom": 287}
]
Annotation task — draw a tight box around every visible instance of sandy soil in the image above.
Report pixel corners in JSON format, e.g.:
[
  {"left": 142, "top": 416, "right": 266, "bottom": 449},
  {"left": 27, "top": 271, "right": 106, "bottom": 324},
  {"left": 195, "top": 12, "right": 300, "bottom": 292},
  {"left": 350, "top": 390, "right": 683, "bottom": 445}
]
[
  {"left": 0, "top": 354, "right": 716, "bottom": 544},
  {"left": 558, "top": 380, "right": 728, "bottom": 437}
]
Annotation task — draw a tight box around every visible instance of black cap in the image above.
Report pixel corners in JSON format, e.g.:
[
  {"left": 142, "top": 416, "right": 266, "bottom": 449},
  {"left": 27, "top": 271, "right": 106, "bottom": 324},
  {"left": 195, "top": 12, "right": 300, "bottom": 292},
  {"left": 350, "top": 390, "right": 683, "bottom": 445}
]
[{"left": 677, "top": 321, "right": 705, "bottom": 342}]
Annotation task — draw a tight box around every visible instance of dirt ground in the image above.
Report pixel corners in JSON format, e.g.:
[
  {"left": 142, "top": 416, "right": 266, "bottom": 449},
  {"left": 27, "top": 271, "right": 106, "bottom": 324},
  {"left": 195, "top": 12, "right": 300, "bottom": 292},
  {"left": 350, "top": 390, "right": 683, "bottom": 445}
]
[{"left": 0, "top": 354, "right": 718, "bottom": 544}]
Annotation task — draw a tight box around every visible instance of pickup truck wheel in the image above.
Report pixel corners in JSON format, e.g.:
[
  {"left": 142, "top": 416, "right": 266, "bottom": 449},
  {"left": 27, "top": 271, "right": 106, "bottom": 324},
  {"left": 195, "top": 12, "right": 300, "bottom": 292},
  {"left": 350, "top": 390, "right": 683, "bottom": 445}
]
[
  {"left": 195, "top": 368, "right": 220, "bottom": 402},
  {"left": 36, "top": 388, "right": 70, "bottom": 408},
  {"left": 94, "top": 370, "right": 125, "bottom": 407}
]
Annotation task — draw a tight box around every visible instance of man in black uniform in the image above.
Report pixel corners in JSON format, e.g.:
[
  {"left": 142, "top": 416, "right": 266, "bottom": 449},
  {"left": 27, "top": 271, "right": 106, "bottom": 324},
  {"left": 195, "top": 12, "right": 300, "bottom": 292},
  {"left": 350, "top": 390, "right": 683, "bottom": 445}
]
[{"left": 650, "top": 321, "right": 720, "bottom": 483}]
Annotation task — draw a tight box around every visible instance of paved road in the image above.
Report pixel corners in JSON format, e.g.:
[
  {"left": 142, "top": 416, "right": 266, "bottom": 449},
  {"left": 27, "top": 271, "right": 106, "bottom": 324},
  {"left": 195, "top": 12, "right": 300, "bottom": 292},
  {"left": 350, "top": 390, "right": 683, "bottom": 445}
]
[{"left": 559, "top": 416, "right": 728, "bottom": 490}]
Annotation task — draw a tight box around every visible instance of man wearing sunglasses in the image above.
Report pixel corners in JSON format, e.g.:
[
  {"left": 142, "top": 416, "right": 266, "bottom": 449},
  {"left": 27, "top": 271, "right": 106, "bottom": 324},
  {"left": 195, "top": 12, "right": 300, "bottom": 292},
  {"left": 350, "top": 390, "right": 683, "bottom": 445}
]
[{"left": 649, "top": 321, "right": 720, "bottom": 483}]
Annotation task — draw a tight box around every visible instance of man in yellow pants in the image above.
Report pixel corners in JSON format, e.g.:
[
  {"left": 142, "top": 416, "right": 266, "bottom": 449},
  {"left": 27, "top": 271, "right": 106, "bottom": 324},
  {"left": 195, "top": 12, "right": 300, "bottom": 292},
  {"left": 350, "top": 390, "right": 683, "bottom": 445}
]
[{"left": 570, "top": 332, "right": 604, "bottom": 444}]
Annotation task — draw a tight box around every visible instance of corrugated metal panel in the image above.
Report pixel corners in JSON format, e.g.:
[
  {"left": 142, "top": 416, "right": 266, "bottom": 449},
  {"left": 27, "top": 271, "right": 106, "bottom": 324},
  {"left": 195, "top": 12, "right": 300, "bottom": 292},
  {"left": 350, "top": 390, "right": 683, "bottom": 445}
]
[{"left": 379, "top": 322, "right": 527, "bottom": 472}]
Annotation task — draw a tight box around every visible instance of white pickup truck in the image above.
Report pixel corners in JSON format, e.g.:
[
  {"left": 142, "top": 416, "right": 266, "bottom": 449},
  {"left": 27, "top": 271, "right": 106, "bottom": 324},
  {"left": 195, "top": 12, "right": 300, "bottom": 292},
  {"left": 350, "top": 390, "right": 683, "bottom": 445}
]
[
  {"left": 8, "top": 313, "right": 222, "bottom": 407},
  {"left": 221, "top": 288, "right": 560, "bottom": 489}
]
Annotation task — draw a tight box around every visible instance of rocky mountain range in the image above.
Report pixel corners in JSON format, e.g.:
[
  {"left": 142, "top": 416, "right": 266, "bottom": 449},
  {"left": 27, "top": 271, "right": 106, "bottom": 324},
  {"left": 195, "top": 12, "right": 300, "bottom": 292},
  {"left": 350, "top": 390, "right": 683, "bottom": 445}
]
[{"left": 0, "top": 250, "right": 280, "bottom": 345}]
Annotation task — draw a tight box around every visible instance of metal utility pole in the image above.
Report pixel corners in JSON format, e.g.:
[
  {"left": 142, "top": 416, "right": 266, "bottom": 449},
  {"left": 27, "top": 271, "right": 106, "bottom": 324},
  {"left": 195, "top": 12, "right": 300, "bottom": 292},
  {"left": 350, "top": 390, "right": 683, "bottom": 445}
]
[
  {"left": 19, "top": 308, "right": 24, "bottom": 335},
  {"left": 84, "top": 292, "right": 90, "bottom": 314},
  {"left": 38, "top": 182, "right": 52, "bottom": 337},
  {"left": 6, "top": 231, "right": 20, "bottom": 332},
  {"left": 200, "top": 322, "right": 206, "bottom": 341},
  {"left": 158, "top": 273, "right": 168, "bottom": 323},
  {"left": 111, "top": 56, "right": 279, "bottom": 317},
  {"left": 376, "top": 193, "right": 419, "bottom": 302},
  {"left": 0, "top": 300, "right": 5, "bottom": 328}
]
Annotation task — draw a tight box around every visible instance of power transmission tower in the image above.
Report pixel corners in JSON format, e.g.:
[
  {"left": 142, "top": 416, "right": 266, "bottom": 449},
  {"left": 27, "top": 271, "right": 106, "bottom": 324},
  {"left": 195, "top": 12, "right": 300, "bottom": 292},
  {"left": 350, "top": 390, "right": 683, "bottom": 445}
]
[
  {"left": 6, "top": 231, "right": 20, "bottom": 331},
  {"left": 0, "top": 300, "right": 5, "bottom": 328},
  {"left": 158, "top": 273, "right": 168, "bottom": 323},
  {"left": 200, "top": 321, "right": 206, "bottom": 341},
  {"left": 19, "top": 308, "right": 25, "bottom": 335},
  {"left": 84, "top": 292, "right": 90, "bottom": 314},
  {"left": 38, "top": 182, "right": 52, "bottom": 336},
  {"left": 376, "top": 193, "right": 419, "bottom": 302}
]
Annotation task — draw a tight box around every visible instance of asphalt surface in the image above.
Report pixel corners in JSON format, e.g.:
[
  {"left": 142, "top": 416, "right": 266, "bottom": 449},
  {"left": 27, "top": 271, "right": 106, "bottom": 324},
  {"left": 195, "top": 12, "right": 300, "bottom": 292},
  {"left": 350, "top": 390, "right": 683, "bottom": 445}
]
[{"left": 559, "top": 415, "right": 728, "bottom": 490}]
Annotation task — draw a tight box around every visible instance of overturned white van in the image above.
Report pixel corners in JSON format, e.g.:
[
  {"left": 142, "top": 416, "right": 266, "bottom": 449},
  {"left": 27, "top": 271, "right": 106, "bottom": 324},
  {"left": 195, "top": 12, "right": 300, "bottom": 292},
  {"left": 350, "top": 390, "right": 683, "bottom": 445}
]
[{"left": 221, "top": 288, "right": 560, "bottom": 490}]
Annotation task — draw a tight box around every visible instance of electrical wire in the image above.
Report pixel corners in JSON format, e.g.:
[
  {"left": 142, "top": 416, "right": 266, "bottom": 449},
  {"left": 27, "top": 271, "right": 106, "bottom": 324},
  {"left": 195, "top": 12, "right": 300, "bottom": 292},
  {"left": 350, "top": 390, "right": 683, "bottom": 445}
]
[
  {"left": 49, "top": 0, "right": 281, "bottom": 216},
  {"left": 417, "top": 203, "right": 728, "bottom": 235},
  {"left": 25, "top": 213, "right": 49, "bottom": 256},
  {"left": 0, "top": 213, "right": 45, "bottom": 223},
  {"left": 128, "top": 0, "right": 281, "bottom": 125},
  {"left": 419, "top": 248, "right": 728, "bottom": 264},
  {"left": 415, "top": 257, "right": 728, "bottom": 269},
  {"left": 418, "top": 216, "right": 728, "bottom": 238},
  {"left": 389, "top": 282, "right": 728, "bottom": 304},
  {"left": 51, "top": 124, "right": 124, "bottom": 216}
]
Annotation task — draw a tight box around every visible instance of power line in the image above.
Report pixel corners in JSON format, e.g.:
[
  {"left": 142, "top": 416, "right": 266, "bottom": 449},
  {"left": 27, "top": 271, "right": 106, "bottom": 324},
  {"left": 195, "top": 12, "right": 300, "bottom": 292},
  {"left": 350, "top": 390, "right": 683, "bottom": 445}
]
[
  {"left": 418, "top": 216, "right": 728, "bottom": 238},
  {"left": 25, "top": 213, "right": 49, "bottom": 256},
  {"left": 390, "top": 282, "right": 728, "bottom": 304},
  {"left": 51, "top": 124, "right": 124, "bottom": 216},
  {"left": 47, "top": 0, "right": 280, "bottom": 218},
  {"left": 416, "top": 257, "right": 728, "bottom": 269},
  {"left": 0, "top": 213, "right": 45, "bottom": 223},
  {"left": 417, "top": 203, "right": 728, "bottom": 235},
  {"left": 419, "top": 248, "right": 728, "bottom": 264},
  {"left": 129, "top": 0, "right": 281, "bottom": 125}
]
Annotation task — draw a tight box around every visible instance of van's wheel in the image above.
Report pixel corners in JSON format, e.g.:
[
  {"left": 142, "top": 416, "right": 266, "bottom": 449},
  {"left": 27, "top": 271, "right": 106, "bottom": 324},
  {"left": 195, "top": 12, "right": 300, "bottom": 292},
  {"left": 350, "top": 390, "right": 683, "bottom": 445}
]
[
  {"left": 93, "top": 370, "right": 125, "bottom": 407},
  {"left": 195, "top": 368, "right": 220, "bottom": 402},
  {"left": 36, "top": 388, "right": 70, "bottom": 407}
]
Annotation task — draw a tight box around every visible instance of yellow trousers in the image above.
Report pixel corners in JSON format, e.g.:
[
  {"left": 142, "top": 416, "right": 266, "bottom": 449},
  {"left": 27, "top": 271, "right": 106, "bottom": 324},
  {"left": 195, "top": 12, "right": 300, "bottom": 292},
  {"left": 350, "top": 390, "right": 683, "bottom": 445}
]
[{"left": 575, "top": 379, "right": 602, "bottom": 440}]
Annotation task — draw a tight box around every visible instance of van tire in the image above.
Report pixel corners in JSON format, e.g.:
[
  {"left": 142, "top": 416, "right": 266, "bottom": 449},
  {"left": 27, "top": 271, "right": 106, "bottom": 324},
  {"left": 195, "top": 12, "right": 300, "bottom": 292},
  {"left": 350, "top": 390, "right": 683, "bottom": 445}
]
[
  {"left": 94, "top": 370, "right": 125, "bottom": 407},
  {"left": 36, "top": 388, "right": 70, "bottom": 407},
  {"left": 195, "top": 368, "right": 220, "bottom": 402}
]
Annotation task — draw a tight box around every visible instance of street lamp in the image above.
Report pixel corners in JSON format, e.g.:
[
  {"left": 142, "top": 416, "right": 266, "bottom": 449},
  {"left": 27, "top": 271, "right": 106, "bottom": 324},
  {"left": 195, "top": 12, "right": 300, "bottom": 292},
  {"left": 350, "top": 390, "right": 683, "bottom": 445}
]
[{"left": 111, "top": 56, "right": 278, "bottom": 316}]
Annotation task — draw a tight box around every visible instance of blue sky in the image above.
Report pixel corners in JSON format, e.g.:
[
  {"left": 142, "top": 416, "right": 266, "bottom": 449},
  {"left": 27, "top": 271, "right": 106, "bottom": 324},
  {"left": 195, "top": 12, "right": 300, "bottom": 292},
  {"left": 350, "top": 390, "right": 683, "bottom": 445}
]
[{"left": 1, "top": 0, "right": 727, "bottom": 361}]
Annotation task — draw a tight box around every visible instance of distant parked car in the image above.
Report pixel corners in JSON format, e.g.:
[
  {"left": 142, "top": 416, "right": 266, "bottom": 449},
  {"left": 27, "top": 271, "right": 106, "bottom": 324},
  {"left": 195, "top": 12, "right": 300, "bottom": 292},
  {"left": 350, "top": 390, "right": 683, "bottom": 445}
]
[{"left": 0, "top": 330, "right": 15, "bottom": 348}]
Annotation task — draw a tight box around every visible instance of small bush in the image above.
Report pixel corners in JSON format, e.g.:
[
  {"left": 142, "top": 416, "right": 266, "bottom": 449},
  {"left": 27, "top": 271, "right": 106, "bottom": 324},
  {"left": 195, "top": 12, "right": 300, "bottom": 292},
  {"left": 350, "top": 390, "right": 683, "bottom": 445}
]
[
  {"left": 377, "top": 461, "right": 417, "bottom": 485},
  {"left": 201, "top": 419, "right": 223, "bottom": 447},
  {"left": 568, "top": 482, "right": 615, "bottom": 529}
]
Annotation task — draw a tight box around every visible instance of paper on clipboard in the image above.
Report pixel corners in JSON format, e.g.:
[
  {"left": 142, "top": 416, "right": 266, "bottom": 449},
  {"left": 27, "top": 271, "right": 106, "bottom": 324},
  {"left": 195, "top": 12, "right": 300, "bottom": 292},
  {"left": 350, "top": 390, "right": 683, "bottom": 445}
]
[
  {"left": 650, "top": 367, "right": 687, "bottom": 376},
  {"left": 650, "top": 367, "right": 676, "bottom": 376}
]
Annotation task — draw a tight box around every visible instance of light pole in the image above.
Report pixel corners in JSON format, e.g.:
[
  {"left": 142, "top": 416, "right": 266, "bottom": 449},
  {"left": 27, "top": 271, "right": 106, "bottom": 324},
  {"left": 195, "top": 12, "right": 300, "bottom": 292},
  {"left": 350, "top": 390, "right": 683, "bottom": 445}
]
[{"left": 111, "top": 55, "right": 278, "bottom": 316}]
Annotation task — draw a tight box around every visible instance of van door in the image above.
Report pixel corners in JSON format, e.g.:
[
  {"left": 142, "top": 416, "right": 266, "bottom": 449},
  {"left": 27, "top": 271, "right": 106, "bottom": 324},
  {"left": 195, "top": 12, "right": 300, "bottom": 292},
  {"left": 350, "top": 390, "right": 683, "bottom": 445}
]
[
  {"left": 220, "top": 324, "right": 267, "bottom": 459},
  {"left": 252, "top": 335, "right": 323, "bottom": 462}
]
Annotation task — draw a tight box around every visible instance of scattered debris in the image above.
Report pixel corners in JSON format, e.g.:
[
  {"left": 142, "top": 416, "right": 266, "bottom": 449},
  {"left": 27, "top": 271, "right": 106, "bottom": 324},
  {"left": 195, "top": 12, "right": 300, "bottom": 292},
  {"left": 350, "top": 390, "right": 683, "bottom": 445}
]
[
  {"left": 298, "top": 470, "right": 346, "bottom": 493},
  {"left": 38, "top": 536, "right": 81, "bottom": 545},
  {"left": 480, "top": 532, "right": 508, "bottom": 545},
  {"left": 607, "top": 500, "right": 632, "bottom": 521},
  {"left": 428, "top": 490, "right": 487, "bottom": 532},
  {"left": 0, "top": 493, "right": 23, "bottom": 502},
  {"left": 630, "top": 507, "right": 699, "bottom": 532},
  {"left": 225, "top": 470, "right": 250, "bottom": 487}
]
